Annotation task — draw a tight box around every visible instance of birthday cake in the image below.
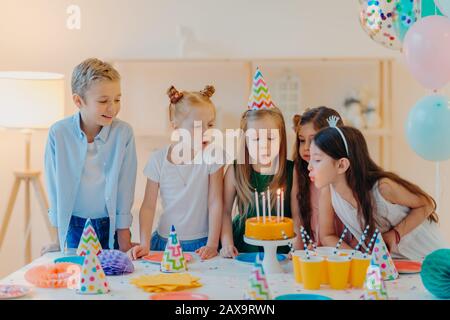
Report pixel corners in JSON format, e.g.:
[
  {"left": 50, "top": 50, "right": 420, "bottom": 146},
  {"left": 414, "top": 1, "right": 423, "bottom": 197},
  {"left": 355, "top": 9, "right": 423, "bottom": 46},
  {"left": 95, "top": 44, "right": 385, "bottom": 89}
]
[{"left": 245, "top": 216, "right": 294, "bottom": 240}]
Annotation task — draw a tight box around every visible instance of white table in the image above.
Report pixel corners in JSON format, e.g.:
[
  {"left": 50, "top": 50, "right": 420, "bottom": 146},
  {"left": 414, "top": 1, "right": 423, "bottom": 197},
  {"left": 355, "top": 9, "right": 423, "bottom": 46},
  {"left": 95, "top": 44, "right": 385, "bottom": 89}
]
[{"left": 0, "top": 252, "right": 436, "bottom": 300}]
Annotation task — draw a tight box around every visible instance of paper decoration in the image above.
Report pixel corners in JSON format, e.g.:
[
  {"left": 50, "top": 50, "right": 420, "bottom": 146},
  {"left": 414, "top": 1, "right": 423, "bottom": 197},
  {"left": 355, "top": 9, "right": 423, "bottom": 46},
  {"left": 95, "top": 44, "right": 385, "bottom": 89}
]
[
  {"left": 247, "top": 67, "right": 276, "bottom": 110},
  {"left": 76, "top": 218, "right": 102, "bottom": 256},
  {"left": 130, "top": 273, "right": 202, "bottom": 293},
  {"left": 98, "top": 249, "right": 134, "bottom": 276},
  {"left": 244, "top": 257, "right": 271, "bottom": 300},
  {"left": 77, "top": 250, "right": 110, "bottom": 295},
  {"left": 361, "top": 264, "right": 388, "bottom": 300},
  {"left": 370, "top": 233, "right": 399, "bottom": 280},
  {"left": 161, "top": 225, "right": 187, "bottom": 273}
]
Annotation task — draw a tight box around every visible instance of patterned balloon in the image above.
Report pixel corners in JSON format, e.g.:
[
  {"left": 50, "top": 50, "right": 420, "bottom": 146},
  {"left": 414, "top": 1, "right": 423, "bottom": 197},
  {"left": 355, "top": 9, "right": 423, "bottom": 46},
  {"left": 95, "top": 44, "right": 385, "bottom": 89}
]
[
  {"left": 359, "top": 0, "right": 420, "bottom": 50},
  {"left": 98, "top": 249, "right": 135, "bottom": 276}
]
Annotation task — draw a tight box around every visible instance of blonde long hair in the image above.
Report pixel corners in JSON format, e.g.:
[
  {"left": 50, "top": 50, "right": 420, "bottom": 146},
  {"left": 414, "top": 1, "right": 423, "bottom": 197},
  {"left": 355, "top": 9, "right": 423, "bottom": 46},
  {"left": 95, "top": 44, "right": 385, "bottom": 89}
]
[{"left": 234, "top": 107, "right": 288, "bottom": 217}]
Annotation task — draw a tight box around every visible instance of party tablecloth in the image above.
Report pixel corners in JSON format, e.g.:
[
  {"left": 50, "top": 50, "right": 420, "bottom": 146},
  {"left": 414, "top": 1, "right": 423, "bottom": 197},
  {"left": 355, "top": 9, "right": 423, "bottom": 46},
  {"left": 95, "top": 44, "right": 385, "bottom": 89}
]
[{"left": 0, "top": 251, "right": 436, "bottom": 300}]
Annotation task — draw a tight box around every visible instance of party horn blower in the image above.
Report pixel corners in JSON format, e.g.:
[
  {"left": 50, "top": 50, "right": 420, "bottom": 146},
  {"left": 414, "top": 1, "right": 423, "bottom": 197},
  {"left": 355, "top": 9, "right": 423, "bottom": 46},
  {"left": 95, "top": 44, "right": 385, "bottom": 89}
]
[
  {"left": 350, "top": 225, "right": 369, "bottom": 259},
  {"left": 363, "top": 229, "right": 379, "bottom": 258},
  {"left": 333, "top": 227, "right": 348, "bottom": 255}
]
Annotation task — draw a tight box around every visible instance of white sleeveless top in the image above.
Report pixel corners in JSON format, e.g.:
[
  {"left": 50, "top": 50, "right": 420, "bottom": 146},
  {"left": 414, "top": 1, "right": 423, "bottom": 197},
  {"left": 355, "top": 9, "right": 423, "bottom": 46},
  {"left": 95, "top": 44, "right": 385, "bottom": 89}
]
[{"left": 330, "top": 182, "right": 448, "bottom": 261}]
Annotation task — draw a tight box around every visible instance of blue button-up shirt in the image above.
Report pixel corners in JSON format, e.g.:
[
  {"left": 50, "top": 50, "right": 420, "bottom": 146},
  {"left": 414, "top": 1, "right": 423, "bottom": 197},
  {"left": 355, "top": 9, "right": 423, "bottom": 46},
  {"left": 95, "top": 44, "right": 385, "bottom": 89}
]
[{"left": 44, "top": 112, "right": 137, "bottom": 251}]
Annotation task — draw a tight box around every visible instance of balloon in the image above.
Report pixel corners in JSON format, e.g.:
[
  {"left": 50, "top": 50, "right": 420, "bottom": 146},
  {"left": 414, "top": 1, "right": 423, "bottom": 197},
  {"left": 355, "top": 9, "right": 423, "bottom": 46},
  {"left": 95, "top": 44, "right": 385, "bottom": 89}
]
[
  {"left": 435, "top": 0, "right": 450, "bottom": 17},
  {"left": 359, "top": 0, "right": 420, "bottom": 50},
  {"left": 403, "top": 15, "right": 450, "bottom": 90},
  {"left": 405, "top": 94, "right": 450, "bottom": 162}
]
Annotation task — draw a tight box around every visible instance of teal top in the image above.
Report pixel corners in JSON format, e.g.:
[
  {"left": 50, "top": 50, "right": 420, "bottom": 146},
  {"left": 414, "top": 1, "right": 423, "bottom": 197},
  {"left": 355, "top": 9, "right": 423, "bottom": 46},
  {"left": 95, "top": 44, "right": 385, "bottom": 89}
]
[{"left": 232, "top": 160, "right": 294, "bottom": 254}]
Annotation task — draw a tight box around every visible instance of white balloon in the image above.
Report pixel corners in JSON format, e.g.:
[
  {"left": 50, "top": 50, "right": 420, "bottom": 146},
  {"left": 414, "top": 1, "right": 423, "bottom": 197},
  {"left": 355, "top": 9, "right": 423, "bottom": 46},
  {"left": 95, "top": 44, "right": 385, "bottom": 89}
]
[{"left": 436, "top": 0, "right": 450, "bottom": 17}]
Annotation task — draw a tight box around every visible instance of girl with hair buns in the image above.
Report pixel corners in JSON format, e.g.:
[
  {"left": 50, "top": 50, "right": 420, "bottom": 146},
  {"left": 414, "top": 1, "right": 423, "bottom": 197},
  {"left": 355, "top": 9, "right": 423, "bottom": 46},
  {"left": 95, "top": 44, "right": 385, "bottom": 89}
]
[{"left": 130, "top": 85, "right": 224, "bottom": 260}]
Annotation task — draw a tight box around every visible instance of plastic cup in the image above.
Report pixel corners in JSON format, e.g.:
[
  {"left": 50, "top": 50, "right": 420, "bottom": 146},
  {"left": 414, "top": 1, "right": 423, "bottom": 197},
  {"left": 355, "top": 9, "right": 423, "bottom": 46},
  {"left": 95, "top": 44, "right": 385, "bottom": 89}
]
[
  {"left": 299, "top": 255, "right": 324, "bottom": 290},
  {"left": 292, "top": 251, "right": 302, "bottom": 283},
  {"left": 350, "top": 252, "right": 371, "bottom": 288},
  {"left": 327, "top": 255, "right": 351, "bottom": 290},
  {"left": 292, "top": 250, "right": 318, "bottom": 283},
  {"left": 314, "top": 247, "right": 335, "bottom": 256}
]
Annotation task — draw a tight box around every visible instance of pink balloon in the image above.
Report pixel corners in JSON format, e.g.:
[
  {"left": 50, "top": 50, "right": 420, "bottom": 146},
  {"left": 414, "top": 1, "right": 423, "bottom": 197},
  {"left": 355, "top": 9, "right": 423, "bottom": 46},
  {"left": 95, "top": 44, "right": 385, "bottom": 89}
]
[{"left": 403, "top": 16, "right": 450, "bottom": 90}]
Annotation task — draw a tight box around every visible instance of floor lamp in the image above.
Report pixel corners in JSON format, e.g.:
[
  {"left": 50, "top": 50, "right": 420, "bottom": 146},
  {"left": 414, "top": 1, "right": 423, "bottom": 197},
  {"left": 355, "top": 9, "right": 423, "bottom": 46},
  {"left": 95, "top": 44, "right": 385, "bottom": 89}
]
[{"left": 0, "top": 71, "right": 64, "bottom": 263}]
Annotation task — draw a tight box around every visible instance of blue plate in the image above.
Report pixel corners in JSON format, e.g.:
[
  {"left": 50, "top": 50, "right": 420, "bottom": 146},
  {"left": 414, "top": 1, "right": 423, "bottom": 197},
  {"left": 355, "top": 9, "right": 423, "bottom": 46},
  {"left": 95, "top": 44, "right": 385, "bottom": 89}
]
[
  {"left": 275, "top": 294, "right": 333, "bottom": 300},
  {"left": 236, "top": 252, "right": 286, "bottom": 264},
  {"left": 54, "top": 256, "right": 85, "bottom": 265}
]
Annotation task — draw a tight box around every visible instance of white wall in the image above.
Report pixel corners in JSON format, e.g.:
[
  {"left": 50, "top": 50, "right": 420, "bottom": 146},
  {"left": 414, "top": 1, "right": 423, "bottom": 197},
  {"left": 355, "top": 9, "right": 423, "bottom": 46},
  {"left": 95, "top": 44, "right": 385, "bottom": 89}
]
[{"left": 0, "top": 0, "right": 448, "bottom": 278}]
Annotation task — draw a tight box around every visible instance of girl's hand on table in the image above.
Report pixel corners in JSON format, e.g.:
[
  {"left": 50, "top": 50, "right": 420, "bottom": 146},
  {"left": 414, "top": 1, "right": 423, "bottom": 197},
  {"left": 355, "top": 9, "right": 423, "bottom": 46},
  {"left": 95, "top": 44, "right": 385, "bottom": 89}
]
[
  {"left": 219, "top": 245, "right": 239, "bottom": 258},
  {"left": 128, "top": 244, "right": 149, "bottom": 260},
  {"left": 195, "top": 245, "right": 218, "bottom": 260}
]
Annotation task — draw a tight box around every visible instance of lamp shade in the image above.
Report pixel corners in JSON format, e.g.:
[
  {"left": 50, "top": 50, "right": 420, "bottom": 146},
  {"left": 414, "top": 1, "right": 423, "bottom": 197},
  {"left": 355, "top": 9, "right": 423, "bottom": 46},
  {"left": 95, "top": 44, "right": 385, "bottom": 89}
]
[{"left": 0, "top": 71, "right": 64, "bottom": 129}]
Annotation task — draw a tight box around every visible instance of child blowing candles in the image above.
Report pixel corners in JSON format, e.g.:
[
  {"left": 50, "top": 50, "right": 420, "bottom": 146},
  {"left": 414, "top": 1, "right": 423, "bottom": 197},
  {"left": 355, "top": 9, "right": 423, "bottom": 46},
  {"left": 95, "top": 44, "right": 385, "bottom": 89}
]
[{"left": 309, "top": 118, "right": 449, "bottom": 260}]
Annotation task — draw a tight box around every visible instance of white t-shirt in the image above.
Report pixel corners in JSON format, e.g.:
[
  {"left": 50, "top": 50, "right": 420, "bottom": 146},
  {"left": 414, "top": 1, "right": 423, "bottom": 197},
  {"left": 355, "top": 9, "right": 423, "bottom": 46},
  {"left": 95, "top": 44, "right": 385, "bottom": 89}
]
[
  {"left": 73, "top": 142, "right": 108, "bottom": 219},
  {"left": 143, "top": 145, "right": 223, "bottom": 240}
]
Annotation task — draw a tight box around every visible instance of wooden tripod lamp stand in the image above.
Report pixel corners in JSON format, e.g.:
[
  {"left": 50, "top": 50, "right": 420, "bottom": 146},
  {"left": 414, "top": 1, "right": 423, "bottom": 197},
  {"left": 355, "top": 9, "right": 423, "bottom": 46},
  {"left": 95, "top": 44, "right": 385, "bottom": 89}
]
[{"left": 0, "top": 72, "right": 64, "bottom": 263}]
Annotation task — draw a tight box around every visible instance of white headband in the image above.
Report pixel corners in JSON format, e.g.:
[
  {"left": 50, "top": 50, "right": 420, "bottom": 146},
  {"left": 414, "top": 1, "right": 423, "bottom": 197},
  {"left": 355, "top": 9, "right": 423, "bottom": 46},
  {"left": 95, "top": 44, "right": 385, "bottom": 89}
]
[{"left": 327, "top": 116, "right": 349, "bottom": 157}]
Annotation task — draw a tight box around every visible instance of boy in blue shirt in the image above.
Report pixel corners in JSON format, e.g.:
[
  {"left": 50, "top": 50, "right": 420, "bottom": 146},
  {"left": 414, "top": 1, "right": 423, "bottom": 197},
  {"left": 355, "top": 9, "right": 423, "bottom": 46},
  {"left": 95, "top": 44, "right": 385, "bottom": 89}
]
[{"left": 42, "top": 58, "right": 137, "bottom": 254}]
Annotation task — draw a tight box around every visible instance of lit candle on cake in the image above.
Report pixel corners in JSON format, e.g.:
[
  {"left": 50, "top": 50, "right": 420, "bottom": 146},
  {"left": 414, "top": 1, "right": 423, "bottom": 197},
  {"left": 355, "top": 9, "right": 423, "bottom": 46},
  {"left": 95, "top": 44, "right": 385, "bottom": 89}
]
[
  {"left": 281, "top": 188, "right": 284, "bottom": 221},
  {"left": 254, "top": 190, "right": 260, "bottom": 221},
  {"left": 267, "top": 187, "right": 271, "bottom": 220},
  {"left": 261, "top": 192, "right": 266, "bottom": 223},
  {"left": 276, "top": 189, "right": 281, "bottom": 223}
]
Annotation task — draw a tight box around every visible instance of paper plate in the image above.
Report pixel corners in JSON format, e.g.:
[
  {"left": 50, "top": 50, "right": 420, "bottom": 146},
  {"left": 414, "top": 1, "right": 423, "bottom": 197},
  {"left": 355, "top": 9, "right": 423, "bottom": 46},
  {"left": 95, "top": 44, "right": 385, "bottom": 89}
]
[
  {"left": 236, "top": 252, "right": 286, "bottom": 264},
  {"left": 0, "top": 285, "right": 31, "bottom": 299},
  {"left": 150, "top": 292, "right": 209, "bottom": 300},
  {"left": 275, "top": 294, "right": 333, "bottom": 300},
  {"left": 393, "top": 260, "right": 422, "bottom": 274},
  {"left": 54, "top": 256, "right": 85, "bottom": 265},
  {"left": 142, "top": 252, "right": 193, "bottom": 264}
]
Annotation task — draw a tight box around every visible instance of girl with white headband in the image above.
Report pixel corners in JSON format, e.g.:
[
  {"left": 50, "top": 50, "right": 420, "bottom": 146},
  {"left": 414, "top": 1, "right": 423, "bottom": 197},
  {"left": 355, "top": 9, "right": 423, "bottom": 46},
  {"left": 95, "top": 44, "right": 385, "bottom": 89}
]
[{"left": 308, "top": 117, "right": 448, "bottom": 261}]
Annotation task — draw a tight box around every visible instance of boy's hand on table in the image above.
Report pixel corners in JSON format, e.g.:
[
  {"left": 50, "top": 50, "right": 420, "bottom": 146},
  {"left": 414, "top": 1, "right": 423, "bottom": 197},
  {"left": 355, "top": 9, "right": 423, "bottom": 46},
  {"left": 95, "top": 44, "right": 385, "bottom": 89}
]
[
  {"left": 128, "top": 244, "right": 149, "bottom": 260},
  {"left": 41, "top": 242, "right": 60, "bottom": 256},
  {"left": 195, "top": 245, "right": 218, "bottom": 260},
  {"left": 219, "top": 245, "right": 239, "bottom": 259}
]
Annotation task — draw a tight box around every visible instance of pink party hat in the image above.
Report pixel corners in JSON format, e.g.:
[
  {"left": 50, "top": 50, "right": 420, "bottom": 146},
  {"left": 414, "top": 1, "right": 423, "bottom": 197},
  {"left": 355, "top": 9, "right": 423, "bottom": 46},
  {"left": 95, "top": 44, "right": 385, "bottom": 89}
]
[
  {"left": 370, "top": 232, "right": 399, "bottom": 280},
  {"left": 244, "top": 257, "right": 271, "bottom": 300},
  {"left": 160, "top": 225, "right": 187, "bottom": 273},
  {"left": 247, "top": 67, "right": 276, "bottom": 110},
  {"left": 77, "top": 249, "right": 110, "bottom": 295},
  {"left": 76, "top": 218, "right": 102, "bottom": 256},
  {"left": 361, "top": 264, "right": 388, "bottom": 300}
]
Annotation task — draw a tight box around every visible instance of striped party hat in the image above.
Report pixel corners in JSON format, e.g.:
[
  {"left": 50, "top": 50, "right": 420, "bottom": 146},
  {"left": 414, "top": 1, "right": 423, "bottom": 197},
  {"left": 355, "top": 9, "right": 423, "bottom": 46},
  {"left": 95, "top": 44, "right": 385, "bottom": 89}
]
[
  {"left": 244, "top": 256, "right": 271, "bottom": 300},
  {"left": 76, "top": 218, "right": 102, "bottom": 256},
  {"left": 247, "top": 67, "right": 275, "bottom": 110},
  {"left": 160, "top": 225, "right": 187, "bottom": 273}
]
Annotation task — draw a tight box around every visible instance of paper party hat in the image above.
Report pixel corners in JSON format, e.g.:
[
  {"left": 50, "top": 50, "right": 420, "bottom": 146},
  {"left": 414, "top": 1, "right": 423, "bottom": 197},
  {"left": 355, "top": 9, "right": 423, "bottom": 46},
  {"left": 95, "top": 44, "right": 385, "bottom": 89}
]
[
  {"left": 370, "top": 232, "right": 399, "bottom": 280},
  {"left": 76, "top": 218, "right": 102, "bottom": 256},
  {"left": 244, "top": 257, "right": 271, "bottom": 300},
  {"left": 77, "top": 249, "right": 110, "bottom": 295},
  {"left": 247, "top": 67, "right": 275, "bottom": 110},
  {"left": 160, "top": 225, "right": 187, "bottom": 273},
  {"left": 361, "top": 264, "right": 388, "bottom": 300}
]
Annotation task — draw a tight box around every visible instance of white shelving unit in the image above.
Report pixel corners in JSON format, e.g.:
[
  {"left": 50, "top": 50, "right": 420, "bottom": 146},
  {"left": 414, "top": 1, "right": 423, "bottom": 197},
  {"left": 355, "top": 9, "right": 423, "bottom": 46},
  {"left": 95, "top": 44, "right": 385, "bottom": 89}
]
[{"left": 113, "top": 57, "right": 393, "bottom": 169}]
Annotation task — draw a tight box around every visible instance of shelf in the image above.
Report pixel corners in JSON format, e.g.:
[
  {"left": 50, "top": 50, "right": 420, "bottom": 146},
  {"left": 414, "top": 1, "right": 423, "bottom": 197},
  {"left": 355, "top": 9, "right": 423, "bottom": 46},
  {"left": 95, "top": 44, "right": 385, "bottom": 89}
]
[{"left": 361, "top": 128, "right": 392, "bottom": 137}]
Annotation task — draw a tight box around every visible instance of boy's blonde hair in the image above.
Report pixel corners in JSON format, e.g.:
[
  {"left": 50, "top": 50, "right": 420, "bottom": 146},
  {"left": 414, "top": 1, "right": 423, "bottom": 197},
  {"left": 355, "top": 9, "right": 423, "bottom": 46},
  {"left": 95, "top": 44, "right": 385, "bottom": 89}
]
[
  {"left": 71, "top": 58, "right": 121, "bottom": 99},
  {"left": 166, "top": 85, "right": 216, "bottom": 124}
]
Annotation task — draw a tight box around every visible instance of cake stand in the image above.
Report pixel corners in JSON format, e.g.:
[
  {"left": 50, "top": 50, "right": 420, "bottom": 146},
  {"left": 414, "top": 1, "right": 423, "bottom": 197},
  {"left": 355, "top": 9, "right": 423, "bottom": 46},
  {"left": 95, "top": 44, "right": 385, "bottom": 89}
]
[{"left": 243, "top": 235, "right": 295, "bottom": 274}]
